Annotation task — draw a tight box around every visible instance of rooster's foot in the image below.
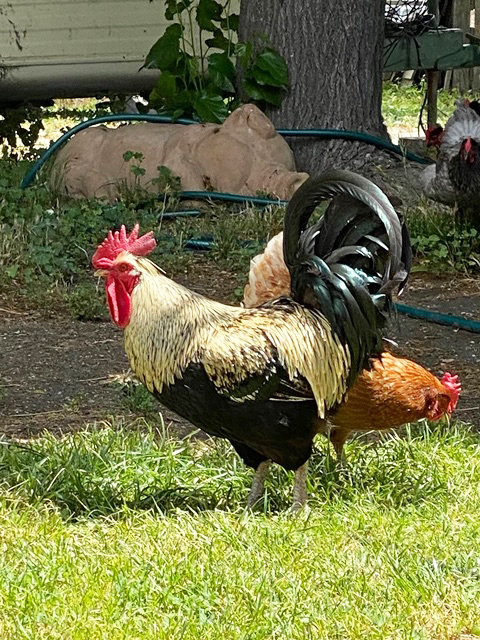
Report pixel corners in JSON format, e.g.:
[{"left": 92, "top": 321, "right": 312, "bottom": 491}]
[
  {"left": 247, "top": 460, "right": 271, "bottom": 508},
  {"left": 292, "top": 461, "right": 309, "bottom": 512}
]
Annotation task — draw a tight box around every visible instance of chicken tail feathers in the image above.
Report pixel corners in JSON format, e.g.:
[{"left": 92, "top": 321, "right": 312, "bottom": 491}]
[{"left": 283, "top": 169, "right": 411, "bottom": 385}]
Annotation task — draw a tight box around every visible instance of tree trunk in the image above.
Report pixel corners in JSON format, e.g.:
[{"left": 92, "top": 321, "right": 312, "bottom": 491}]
[{"left": 238, "top": 0, "right": 388, "bottom": 174}]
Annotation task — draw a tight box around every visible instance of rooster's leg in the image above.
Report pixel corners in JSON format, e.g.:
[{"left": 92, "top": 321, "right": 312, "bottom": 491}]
[
  {"left": 292, "top": 461, "right": 309, "bottom": 511},
  {"left": 247, "top": 460, "right": 271, "bottom": 507}
]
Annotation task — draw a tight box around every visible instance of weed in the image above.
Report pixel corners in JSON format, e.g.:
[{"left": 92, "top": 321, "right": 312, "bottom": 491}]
[
  {"left": 405, "top": 200, "right": 480, "bottom": 273},
  {"left": 66, "top": 283, "right": 108, "bottom": 321},
  {"left": 116, "top": 378, "right": 164, "bottom": 422}
]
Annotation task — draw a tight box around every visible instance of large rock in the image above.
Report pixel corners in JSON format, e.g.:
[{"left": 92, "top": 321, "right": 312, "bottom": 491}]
[{"left": 51, "top": 104, "right": 309, "bottom": 201}]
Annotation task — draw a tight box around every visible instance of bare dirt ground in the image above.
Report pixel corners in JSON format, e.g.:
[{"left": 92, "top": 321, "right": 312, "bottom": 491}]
[
  {"left": 0, "top": 261, "right": 240, "bottom": 438},
  {"left": 1, "top": 259, "right": 479, "bottom": 438}
]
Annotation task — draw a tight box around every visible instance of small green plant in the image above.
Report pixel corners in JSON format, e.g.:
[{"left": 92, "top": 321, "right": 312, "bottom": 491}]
[
  {"left": 120, "top": 151, "right": 182, "bottom": 206},
  {"left": 66, "top": 282, "right": 108, "bottom": 321},
  {"left": 406, "top": 202, "right": 480, "bottom": 273},
  {"left": 144, "top": 0, "right": 288, "bottom": 122},
  {"left": 123, "top": 150, "right": 146, "bottom": 179},
  {"left": 151, "top": 165, "right": 182, "bottom": 194},
  {"left": 117, "top": 378, "right": 163, "bottom": 422}
]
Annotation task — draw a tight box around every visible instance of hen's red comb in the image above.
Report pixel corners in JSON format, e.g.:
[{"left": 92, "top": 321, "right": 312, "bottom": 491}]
[
  {"left": 441, "top": 372, "right": 461, "bottom": 413},
  {"left": 92, "top": 224, "right": 156, "bottom": 269}
]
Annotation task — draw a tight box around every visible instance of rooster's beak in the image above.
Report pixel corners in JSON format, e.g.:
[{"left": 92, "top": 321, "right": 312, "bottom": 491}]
[{"left": 94, "top": 269, "right": 109, "bottom": 278}]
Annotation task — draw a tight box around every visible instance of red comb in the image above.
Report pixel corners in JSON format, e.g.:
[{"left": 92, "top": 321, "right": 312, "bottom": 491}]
[
  {"left": 441, "top": 372, "right": 461, "bottom": 413},
  {"left": 92, "top": 224, "right": 156, "bottom": 269}
]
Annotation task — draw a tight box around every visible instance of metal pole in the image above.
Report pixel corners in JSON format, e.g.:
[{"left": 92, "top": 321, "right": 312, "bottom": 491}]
[
  {"left": 427, "top": 0, "right": 440, "bottom": 25},
  {"left": 427, "top": 70, "right": 439, "bottom": 126},
  {"left": 427, "top": 0, "right": 440, "bottom": 127}
]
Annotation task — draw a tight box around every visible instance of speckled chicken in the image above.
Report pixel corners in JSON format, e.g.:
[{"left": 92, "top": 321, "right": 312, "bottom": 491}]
[
  {"left": 420, "top": 99, "right": 480, "bottom": 223},
  {"left": 93, "top": 170, "right": 410, "bottom": 509}
]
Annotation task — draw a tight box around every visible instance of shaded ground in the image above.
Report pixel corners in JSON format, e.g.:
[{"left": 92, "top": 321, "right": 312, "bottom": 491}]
[
  {"left": 1, "top": 260, "right": 479, "bottom": 438},
  {"left": 0, "top": 260, "right": 239, "bottom": 438}
]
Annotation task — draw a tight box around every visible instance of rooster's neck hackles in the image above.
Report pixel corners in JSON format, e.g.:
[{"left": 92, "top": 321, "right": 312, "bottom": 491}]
[{"left": 123, "top": 256, "right": 351, "bottom": 418}]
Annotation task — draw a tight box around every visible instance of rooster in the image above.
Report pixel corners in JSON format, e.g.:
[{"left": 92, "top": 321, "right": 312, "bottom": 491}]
[
  {"left": 420, "top": 99, "right": 480, "bottom": 222},
  {"left": 93, "top": 170, "right": 410, "bottom": 509},
  {"left": 244, "top": 231, "right": 461, "bottom": 463}
]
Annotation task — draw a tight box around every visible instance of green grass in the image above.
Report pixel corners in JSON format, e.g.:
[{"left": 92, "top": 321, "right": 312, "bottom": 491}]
[
  {"left": 382, "top": 82, "right": 468, "bottom": 129},
  {"left": 1, "top": 420, "right": 480, "bottom": 638}
]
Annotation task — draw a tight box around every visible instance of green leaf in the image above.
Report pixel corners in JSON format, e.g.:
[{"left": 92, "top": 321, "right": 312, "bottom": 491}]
[
  {"left": 205, "top": 28, "right": 231, "bottom": 52},
  {"left": 172, "top": 107, "right": 187, "bottom": 119},
  {"left": 6, "top": 264, "right": 18, "bottom": 279},
  {"left": 165, "top": 0, "right": 192, "bottom": 20},
  {"left": 196, "top": 0, "right": 223, "bottom": 32},
  {"left": 251, "top": 66, "right": 286, "bottom": 88},
  {"left": 192, "top": 91, "right": 229, "bottom": 123},
  {"left": 254, "top": 48, "right": 289, "bottom": 87},
  {"left": 173, "top": 89, "right": 197, "bottom": 110},
  {"left": 123, "top": 150, "right": 144, "bottom": 162},
  {"left": 183, "top": 55, "right": 202, "bottom": 84},
  {"left": 235, "top": 41, "right": 252, "bottom": 67},
  {"left": 220, "top": 14, "right": 239, "bottom": 33},
  {"left": 243, "top": 80, "right": 284, "bottom": 107},
  {"left": 208, "top": 52, "right": 235, "bottom": 93},
  {"left": 150, "top": 71, "right": 178, "bottom": 102},
  {"left": 144, "top": 24, "right": 183, "bottom": 71}
]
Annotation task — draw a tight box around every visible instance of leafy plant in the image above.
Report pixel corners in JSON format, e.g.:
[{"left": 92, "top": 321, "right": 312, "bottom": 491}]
[
  {"left": 144, "top": 0, "right": 288, "bottom": 122},
  {"left": 151, "top": 165, "right": 182, "bottom": 194},
  {"left": 66, "top": 282, "right": 108, "bottom": 321},
  {"left": 118, "top": 151, "right": 182, "bottom": 209},
  {"left": 405, "top": 202, "right": 480, "bottom": 273},
  {"left": 123, "top": 150, "right": 147, "bottom": 179}
]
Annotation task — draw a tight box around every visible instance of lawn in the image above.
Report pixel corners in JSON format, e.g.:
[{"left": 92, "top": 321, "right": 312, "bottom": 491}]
[{"left": 1, "top": 421, "right": 480, "bottom": 639}]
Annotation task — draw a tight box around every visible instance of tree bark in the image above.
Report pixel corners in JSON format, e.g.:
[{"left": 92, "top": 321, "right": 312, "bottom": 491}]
[{"left": 238, "top": 0, "right": 388, "bottom": 174}]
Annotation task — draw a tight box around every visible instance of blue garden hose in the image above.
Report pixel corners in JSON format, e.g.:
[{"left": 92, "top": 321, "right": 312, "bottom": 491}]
[
  {"left": 177, "top": 191, "right": 288, "bottom": 206},
  {"left": 395, "top": 303, "right": 480, "bottom": 333},
  {"left": 20, "top": 113, "right": 431, "bottom": 189},
  {"left": 160, "top": 191, "right": 287, "bottom": 217}
]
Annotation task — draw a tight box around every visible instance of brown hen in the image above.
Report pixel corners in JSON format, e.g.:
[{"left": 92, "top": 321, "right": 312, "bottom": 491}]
[{"left": 244, "top": 232, "right": 461, "bottom": 462}]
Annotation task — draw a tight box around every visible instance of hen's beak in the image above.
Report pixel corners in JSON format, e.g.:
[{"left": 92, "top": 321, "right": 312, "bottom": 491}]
[{"left": 94, "top": 269, "right": 109, "bottom": 278}]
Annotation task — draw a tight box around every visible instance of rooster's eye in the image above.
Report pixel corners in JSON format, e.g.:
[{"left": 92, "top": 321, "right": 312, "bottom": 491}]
[{"left": 118, "top": 263, "right": 129, "bottom": 272}]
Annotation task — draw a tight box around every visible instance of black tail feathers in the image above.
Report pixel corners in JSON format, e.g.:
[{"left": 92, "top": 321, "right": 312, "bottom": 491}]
[{"left": 283, "top": 169, "right": 411, "bottom": 385}]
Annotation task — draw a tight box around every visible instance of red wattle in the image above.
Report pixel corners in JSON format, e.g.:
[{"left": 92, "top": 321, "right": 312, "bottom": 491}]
[{"left": 106, "top": 274, "right": 132, "bottom": 328}]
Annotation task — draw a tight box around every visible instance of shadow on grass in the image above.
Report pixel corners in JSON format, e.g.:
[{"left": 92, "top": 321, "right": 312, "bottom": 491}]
[{"left": 0, "top": 419, "right": 475, "bottom": 519}]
